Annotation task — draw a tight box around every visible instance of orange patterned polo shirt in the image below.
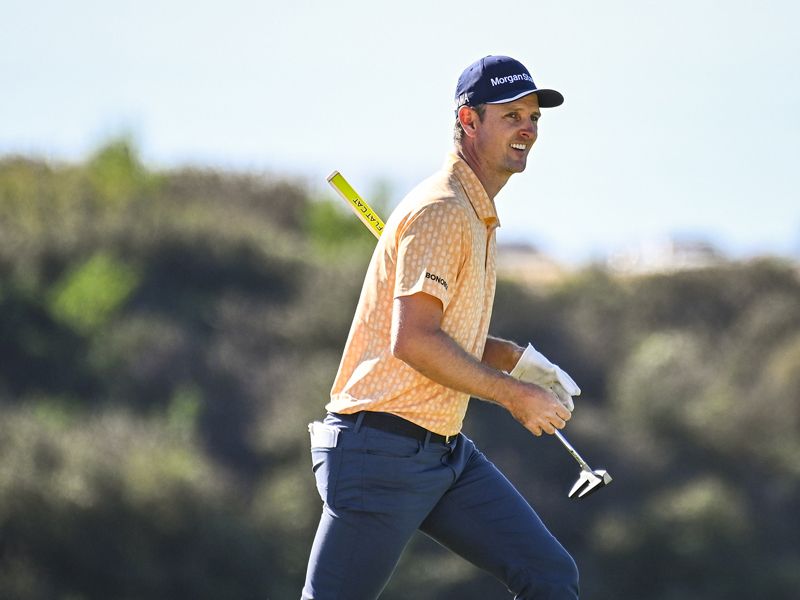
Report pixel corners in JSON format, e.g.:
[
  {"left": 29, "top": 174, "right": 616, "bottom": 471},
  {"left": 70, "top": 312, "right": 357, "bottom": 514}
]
[{"left": 326, "top": 153, "right": 500, "bottom": 435}]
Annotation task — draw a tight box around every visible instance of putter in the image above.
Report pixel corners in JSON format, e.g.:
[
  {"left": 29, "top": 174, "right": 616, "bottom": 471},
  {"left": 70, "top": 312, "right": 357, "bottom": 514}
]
[
  {"left": 554, "top": 430, "right": 612, "bottom": 499},
  {"left": 329, "top": 171, "right": 613, "bottom": 499}
]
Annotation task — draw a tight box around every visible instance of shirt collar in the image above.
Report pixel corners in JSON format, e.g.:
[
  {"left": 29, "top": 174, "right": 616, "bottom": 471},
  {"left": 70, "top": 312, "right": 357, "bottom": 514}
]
[{"left": 446, "top": 153, "right": 501, "bottom": 229}]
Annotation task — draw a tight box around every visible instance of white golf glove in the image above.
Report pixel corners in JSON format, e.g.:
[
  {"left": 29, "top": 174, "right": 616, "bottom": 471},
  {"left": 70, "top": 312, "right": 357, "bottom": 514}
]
[{"left": 508, "top": 343, "right": 581, "bottom": 412}]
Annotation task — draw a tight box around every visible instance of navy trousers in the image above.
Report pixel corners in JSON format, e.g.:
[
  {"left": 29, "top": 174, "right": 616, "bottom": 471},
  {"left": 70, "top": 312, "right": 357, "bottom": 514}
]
[{"left": 302, "top": 412, "right": 579, "bottom": 599}]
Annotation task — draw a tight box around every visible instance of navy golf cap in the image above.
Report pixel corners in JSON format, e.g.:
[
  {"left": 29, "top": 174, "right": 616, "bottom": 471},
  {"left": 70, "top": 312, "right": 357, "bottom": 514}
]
[{"left": 455, "top": 55, "right": 564, "bottom": 111}]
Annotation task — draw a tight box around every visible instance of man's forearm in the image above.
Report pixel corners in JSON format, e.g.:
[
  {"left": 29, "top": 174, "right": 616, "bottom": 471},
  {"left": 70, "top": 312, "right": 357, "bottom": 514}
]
[{"left": 393, "top": 326, "right": 513, "bottom": 404}]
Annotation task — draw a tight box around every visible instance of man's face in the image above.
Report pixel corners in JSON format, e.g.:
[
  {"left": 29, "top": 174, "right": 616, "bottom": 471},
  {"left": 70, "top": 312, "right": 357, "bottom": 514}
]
[{"left": 471, "top": 93, "right": 541, "bottom": 177}]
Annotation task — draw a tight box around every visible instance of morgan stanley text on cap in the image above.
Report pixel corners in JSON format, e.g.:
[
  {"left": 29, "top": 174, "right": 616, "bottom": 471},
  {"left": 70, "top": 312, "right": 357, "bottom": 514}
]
[{"left": 455, "top": 55, "right": 564, "bottom": 112}]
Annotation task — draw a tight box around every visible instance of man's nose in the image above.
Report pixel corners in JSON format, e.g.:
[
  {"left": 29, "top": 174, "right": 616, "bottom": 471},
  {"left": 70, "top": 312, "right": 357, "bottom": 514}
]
[{"left": 519, "top": 122, "right": 538, "bottom": 139}]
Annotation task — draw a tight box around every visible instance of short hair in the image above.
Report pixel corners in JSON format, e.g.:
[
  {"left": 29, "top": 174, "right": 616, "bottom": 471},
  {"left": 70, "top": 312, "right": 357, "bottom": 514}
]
[{"left": 453, "top": 103, "right": 487, "bottom": 146}]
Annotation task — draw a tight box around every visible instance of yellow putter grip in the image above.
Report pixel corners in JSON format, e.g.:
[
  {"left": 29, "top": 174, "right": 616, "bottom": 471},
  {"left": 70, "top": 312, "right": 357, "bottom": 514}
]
[{"left": 327, "top": 171, "right": 385, "bottom": 239}]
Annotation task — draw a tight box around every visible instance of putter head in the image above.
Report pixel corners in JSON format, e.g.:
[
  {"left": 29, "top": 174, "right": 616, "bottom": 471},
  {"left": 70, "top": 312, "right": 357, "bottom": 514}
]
[{"left": 568, "top": 469, "right": 612, "bottom": 499}]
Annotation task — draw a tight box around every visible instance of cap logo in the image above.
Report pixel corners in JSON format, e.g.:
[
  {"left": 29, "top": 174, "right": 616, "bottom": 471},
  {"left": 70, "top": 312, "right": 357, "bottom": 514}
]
[
  {"left": 455, "top": 56, "right": 562, "bottom": 111},
  {"left": 490, "top": 73, "right": 534, "bottom": 87}
]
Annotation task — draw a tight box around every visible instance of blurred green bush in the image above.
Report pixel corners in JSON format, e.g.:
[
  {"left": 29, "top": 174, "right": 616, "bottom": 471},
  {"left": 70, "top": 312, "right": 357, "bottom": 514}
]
[{"left": 0, "top": 140, "right": 798, "bottom": 599}]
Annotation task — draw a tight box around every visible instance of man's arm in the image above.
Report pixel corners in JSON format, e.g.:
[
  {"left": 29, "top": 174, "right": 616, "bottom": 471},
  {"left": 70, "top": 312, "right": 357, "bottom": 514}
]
[{"left": 391, "top": 292, "right": 570, "bottom": 436}]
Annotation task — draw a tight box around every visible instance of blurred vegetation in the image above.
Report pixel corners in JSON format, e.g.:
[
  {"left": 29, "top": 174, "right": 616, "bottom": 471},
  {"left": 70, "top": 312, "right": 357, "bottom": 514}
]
[{"left": 1, "top": 139, "right": 798, "bottom": 599}]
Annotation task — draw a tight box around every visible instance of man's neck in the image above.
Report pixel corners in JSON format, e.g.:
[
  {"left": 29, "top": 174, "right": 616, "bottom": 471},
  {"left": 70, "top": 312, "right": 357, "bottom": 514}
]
[{"left": 455, "top": 147, "right": 510, "bottom": 201}]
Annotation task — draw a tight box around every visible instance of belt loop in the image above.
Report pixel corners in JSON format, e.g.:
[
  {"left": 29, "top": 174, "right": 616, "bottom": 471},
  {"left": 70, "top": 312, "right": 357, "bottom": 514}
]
[
  {"left": 354, "top": 412, "right": 366, "bottom": 433},
  {"left": 422, "top": 430, "right": 432, "bottom": 448}
]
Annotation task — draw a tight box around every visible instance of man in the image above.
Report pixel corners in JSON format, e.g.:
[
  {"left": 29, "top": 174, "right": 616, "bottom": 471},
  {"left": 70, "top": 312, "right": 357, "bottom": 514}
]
[{"left": 303, "top": 55, "right": 579, "bottom": 599}]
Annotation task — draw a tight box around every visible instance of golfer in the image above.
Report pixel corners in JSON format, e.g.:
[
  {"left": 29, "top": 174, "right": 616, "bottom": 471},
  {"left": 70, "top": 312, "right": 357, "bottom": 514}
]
[{"left": 303, "top": 55, "right": 579, "bottom": 599}]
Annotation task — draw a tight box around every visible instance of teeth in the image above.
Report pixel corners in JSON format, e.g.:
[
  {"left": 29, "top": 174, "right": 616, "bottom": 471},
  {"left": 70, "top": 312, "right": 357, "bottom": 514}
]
[{"left": 510, "top": 143, "right": 526, "bottom": 150}]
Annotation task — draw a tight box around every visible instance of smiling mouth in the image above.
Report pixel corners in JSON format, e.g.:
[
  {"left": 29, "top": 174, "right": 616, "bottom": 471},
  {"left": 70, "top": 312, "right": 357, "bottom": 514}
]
[{"left": 510, "top": 143, "right": 527, "bottom": 151}]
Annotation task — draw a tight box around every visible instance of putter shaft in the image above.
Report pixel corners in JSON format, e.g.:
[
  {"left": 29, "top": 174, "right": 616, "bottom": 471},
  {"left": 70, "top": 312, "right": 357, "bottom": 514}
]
[{"left": 554, "top": 430, "right": 592, "bottom": 472}]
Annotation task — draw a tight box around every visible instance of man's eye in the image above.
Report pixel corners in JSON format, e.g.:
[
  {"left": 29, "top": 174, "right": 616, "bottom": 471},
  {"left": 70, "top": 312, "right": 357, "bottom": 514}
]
[
  {"left": 532, "top": 115, "right": 540, "bottom": 123},
  {"left": 506, "top": 112, "right": 519, "bottom": 120}
]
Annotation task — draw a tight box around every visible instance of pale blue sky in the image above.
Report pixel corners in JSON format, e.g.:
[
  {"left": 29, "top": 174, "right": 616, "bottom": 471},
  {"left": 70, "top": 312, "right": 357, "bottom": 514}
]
[{"left": 3, "top": 0, "right": 799, "bottom": 263}]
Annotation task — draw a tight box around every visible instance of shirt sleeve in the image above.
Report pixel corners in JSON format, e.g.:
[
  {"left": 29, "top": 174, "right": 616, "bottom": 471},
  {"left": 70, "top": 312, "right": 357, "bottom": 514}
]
[{"left": 394, "top": 202, "right": 468, "bottom": 310}]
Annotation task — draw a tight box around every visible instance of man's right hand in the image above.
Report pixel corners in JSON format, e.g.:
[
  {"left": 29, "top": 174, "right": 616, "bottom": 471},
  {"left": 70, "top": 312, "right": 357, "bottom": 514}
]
[{"left": 498, "top": 378, "right": 571, "bottom": 437}]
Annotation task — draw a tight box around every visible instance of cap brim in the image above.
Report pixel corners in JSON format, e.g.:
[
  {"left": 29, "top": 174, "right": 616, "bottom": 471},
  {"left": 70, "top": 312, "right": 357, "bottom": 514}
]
[{"left": 486, "top": 88, "right": 564, "bottom": 108}]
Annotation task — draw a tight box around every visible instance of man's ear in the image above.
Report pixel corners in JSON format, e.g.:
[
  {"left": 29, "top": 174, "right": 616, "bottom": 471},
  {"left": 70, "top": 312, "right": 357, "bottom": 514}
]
[{"left": 457, "top": 106, "right": 480, "bottom": 138}]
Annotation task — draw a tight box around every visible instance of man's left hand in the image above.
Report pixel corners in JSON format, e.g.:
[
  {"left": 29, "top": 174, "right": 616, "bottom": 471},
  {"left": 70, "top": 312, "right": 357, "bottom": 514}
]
[{"left": 508, "top": 343, "right": 580, "bottom": 412}]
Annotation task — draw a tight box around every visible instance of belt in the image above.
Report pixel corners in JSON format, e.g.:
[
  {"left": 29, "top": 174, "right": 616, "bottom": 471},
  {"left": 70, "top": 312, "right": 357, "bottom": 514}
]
[{"left": 334, "top": 411, "right": 455, "bottom": 444}]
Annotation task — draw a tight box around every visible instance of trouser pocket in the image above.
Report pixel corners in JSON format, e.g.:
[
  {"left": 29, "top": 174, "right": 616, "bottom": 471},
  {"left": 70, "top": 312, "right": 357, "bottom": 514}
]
[
  {"left": 309, "top": 421, "right": 343, "bottom": 506},
  {"left": 311, "top": 447, "right": 342, "bottom": 506}
]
